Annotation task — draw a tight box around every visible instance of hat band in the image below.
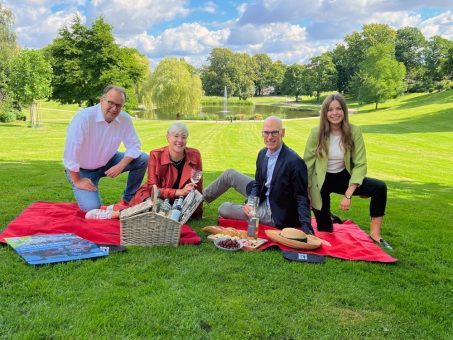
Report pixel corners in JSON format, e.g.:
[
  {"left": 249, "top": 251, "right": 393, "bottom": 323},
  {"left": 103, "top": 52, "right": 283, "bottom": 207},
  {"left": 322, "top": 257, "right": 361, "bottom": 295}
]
[{"left": 282, "top": 236, "right": 308, "bottom": 243}]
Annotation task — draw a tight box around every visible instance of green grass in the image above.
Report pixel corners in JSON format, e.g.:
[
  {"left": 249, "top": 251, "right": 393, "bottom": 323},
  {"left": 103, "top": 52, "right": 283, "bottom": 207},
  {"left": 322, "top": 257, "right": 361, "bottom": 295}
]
[{"left": 1, "top": 91, "right": 452, "bottom": 338}]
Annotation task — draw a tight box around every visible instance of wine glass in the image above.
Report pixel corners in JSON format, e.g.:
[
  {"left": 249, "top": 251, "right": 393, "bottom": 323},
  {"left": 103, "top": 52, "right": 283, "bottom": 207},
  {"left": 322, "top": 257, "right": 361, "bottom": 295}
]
[{"left": 190, "top": 168, "right": 202, "bottom": 185}]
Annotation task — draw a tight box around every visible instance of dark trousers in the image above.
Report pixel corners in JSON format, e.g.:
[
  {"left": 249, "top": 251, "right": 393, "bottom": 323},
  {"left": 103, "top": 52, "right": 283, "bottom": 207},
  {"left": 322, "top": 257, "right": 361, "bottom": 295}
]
[{"left": 313, "top": 169, "right": 387, "bottom": 232}]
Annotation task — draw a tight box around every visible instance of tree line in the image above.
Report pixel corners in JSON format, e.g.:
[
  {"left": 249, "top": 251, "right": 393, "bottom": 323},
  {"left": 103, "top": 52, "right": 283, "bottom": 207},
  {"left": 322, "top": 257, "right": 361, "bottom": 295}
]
[{"left": 1, "top": 3, "right": 452, "bottom": 122}]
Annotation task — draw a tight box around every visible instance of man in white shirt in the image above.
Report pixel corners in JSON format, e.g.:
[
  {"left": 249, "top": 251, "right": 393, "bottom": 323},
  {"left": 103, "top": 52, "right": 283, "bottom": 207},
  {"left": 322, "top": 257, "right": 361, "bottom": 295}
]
[{"left": 64, "top": 85, "right": 149, "bottom": 212}]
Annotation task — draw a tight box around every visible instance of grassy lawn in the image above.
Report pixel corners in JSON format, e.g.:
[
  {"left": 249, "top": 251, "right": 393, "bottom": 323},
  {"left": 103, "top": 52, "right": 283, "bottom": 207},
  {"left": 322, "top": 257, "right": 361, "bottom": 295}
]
[{"left": 1, "top": 91, "right": 452, "bottom": 338}]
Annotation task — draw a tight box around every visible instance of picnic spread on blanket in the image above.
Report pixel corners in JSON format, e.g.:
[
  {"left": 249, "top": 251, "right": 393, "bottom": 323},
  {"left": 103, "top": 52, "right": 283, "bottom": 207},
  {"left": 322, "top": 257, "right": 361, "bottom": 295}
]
[{"left": 1, "top": 201, "right": 396, "bottom": 264}]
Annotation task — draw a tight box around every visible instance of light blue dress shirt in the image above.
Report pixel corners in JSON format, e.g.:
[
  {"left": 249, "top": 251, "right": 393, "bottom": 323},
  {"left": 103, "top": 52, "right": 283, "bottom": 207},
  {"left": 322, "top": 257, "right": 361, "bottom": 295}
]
[{"left": 264, "top": 144, "right": 283, "bottom": 207}]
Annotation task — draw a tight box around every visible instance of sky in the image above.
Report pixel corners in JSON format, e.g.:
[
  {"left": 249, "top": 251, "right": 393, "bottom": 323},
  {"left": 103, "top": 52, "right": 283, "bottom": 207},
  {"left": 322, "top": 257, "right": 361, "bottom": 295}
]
[{"left": 4, "top": 0, "right": 453, "bottom": 68}]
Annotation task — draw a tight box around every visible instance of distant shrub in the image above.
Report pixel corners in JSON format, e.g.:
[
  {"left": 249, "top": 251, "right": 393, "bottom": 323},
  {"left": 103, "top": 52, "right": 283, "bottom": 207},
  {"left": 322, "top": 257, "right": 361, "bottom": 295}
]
[
  {"left": 15, "top": 110, "right": 26, "bottom": 121},
  {"left": 0, "top": 110, "right": 16, "bottom": 123},
  {"left": 201, "top": 96, "right": 253, "bottom": 106},
  {"left": 0, "top": 100, "right": 16, "bottom": 123}
]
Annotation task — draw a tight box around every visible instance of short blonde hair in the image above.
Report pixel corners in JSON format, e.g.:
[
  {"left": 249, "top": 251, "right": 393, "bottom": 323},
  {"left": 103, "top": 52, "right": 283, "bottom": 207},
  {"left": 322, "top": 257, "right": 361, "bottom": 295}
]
[{"left": 167, "top": 122, "right": 189, "bottom": 137}]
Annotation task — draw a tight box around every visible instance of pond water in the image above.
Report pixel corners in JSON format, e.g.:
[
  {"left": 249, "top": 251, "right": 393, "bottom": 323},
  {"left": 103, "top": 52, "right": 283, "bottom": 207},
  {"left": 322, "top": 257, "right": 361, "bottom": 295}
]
[{"left": 135, "top": 104, "right": 319, "bottom": 120}]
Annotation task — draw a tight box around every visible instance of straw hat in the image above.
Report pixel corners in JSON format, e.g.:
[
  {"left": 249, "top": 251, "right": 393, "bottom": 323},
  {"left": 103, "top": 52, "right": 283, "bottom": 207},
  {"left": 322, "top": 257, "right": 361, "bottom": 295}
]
[{"left": 265, "top": 228, "right": 322, "bottom": 250}]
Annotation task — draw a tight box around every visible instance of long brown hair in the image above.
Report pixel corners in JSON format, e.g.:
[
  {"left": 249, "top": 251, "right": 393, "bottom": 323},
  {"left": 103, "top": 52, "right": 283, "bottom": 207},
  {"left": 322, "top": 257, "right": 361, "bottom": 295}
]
[{"left": 315, "top": 93, "right": 354, "bottom": 158}]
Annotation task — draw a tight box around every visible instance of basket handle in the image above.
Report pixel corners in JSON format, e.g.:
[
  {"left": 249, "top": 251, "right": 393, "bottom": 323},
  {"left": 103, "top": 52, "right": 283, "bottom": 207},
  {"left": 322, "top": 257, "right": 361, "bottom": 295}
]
[{"left": 151, "top": 184, "right": 159, "bottom": 212}]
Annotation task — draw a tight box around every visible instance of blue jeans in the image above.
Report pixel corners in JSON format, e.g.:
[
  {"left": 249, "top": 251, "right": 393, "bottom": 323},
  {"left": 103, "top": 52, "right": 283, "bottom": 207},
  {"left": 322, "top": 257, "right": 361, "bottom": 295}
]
[{"left": 66, "top": 151, "right": 149, "bottom": 211}]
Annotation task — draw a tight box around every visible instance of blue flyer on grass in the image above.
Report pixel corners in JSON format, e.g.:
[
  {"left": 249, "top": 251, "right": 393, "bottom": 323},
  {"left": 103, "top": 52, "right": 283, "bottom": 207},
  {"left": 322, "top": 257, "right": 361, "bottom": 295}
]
[{"left": 5, "top": 233, "right": 109, "bottom": 265}]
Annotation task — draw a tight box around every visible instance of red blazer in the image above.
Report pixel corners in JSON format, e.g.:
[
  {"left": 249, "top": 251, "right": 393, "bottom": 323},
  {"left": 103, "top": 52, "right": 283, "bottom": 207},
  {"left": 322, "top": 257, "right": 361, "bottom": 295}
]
[{"left": 130, "top": 146, "right": 203, "bottom": 218}]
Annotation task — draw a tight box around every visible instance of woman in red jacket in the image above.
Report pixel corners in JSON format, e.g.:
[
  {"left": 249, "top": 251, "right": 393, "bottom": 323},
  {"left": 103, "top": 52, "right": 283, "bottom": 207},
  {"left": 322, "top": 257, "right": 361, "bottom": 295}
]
[{"left": 86, "top": 122, "right": 203, "bottom": 219}]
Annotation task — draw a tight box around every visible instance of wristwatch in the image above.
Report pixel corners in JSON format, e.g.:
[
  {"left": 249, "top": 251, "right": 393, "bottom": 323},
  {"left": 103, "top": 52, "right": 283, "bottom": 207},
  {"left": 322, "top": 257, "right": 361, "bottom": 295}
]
[{"left": 344, "top": 194, "right": 352, "bottom": 199}]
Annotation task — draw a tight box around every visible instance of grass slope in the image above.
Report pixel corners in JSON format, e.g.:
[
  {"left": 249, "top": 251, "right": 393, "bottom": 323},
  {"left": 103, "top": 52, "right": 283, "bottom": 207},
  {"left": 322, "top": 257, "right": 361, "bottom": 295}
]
[{"left": 0, "top": 91, "right": 452, "bottom": 338}]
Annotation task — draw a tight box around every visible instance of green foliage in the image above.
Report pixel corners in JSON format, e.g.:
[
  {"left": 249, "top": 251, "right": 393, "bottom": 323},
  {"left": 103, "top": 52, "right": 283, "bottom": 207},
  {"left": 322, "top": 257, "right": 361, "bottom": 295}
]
[
  {"left": 268, "top": 60, "right": 286, "bottom": 94},
  {"left": 135, "top": 72, "right": 154, "bottom": 111},
  {"left": 200, "top": 48, "right": 236, "bottom": 96},
  {"left": 15, "top": 109, "right": 26, "bottom": 121},
  {"left": 200, "top": 48, "right": 255, "bottom": 99},
  {"left": 425, "top": 35, "right": 453, "bottom": 82},
  {"left": 281, "top": 64, "right": 313, "bottom": 101},
  {"left": 0, "top": 3, "right": 18, "bottom": 98},
  {"left": 151, "top": 58, "right": 202, "bottom": 118},
  {"left": 332, "top": 44, "right": 351, "bottom": 93},
  {"left": 337, "top": 24, "right": 397, "bottom": 93},
  {"left": 355, "top": 44, "right": 406, "bottom": 109},
  {"left": 310, "top": 52, "right": 338, "bottom": 102},
  {"left": 8, "top": 49, "right": 52, "bottom": 106},
  {"left": 395, "top": 27, "right": 427, "bottom": 71},
  {"left": 0, "top": 97, "right": 15, "bottom": 122},
  {"left": 252, "top": 53, "right": 273, "bottom": 96},
  {"left": 201, "top": 96, "right": 253, "bottom": 105},
  {"left": 47, "top": 16, "right": 148, "bottom": 108},
  {"left": 233, "top": 53, "right": 255, "bottom": 100}
]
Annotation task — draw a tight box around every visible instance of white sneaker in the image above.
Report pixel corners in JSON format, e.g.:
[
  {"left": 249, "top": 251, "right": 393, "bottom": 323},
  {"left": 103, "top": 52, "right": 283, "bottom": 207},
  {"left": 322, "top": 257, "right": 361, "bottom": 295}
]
[{"left": 85, "top": 209, "right": 113, "bottom": 220}]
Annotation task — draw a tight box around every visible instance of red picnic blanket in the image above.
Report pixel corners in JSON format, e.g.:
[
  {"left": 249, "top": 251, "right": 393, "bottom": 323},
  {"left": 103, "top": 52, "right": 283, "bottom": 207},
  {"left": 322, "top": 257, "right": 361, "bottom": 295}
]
[
  {"left": 218, "top": 217, "right": 397, "bottom": 263},
  {"left": 0, "top": 202, "right": 201, "bottom": 245}
]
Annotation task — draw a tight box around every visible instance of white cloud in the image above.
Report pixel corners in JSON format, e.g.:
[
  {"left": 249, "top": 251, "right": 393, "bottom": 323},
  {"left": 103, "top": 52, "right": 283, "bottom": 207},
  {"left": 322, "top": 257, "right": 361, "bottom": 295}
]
[
  {"left": 366, "top": 11, "right": 422, "bottom": 29},
  {"left": 420, "top": 11, "right": 453, "bottom": 39},
  {"left": 228, "top": 22, "right": 308, "bottom": 51},
  {"left": 4, "top": 0, "right": 84, "bottom": 48},
  {"left": 121, "top": 22, "right": 229, "bottom": 59},
  {"left": 86, "top": 0, "right": 190, "bottom": 34}
]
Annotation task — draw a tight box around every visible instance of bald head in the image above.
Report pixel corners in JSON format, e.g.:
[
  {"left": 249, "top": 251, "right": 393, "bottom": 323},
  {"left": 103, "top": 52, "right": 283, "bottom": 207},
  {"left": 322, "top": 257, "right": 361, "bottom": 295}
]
[
  {"left": 264, "top": 116, "right": 283, "bottom": 129},
  {"left": 262, "top": 116, "right": 285, "bottom": 153}
]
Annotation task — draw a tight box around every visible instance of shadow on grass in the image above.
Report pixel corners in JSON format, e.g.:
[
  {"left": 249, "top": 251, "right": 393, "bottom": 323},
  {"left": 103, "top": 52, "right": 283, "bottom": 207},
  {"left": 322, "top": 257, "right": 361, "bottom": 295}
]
[
  {"left": 359, "top": 107, "right": 453, "bottom": 134},
  {"left": 392, "top": 91, "right": 453, "bottom": 110},
  {"left": 0, "top": 123, "right": 27, "bottom": 128}
]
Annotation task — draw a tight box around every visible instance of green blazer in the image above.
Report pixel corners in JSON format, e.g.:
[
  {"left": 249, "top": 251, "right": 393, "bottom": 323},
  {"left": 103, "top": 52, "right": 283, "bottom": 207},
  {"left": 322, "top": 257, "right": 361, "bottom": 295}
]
[{"left": 303, "top": 124, "right": 367, "bottom": 210}]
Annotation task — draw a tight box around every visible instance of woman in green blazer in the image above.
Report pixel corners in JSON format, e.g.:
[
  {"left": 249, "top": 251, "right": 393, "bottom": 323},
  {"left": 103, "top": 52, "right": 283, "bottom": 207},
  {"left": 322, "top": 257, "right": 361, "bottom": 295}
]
[{"left": 303, "top": 93, "right": 392, "bottom": 249}]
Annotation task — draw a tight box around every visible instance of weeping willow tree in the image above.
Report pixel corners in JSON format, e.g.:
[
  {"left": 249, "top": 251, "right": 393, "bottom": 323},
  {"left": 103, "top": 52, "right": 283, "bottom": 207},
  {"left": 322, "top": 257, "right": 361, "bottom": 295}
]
[
  {"left": 135, "top": 72, "right": 154, "bottom": 111},
  {"left": 151, "top": 58, "right": 202, "bottom": 118}
]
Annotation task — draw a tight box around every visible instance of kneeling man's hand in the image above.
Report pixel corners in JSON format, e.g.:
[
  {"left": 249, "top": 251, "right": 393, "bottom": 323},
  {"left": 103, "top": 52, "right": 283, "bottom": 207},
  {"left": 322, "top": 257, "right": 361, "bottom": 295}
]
[
  {"left": 105, "top": 163, "right": 125, "bottom": 178},
  {"left": 74, "top": 178, "right": 97, "bottom": 192}
]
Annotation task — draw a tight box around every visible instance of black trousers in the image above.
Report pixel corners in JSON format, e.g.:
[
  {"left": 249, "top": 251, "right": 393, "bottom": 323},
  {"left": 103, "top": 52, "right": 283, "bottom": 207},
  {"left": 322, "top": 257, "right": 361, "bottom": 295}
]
[{"left": 313, "top": 169, "right": 387, "bottom": 232}]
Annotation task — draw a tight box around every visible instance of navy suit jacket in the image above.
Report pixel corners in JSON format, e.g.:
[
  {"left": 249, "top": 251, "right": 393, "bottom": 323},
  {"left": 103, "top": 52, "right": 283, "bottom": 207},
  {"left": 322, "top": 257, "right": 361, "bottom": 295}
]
[{"left": 247, "top": 143, "right": 312, "bottom": 233}]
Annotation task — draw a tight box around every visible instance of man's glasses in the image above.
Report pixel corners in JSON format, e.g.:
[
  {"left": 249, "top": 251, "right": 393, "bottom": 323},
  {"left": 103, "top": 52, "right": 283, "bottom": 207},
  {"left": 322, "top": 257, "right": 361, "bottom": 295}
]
[
  {"left": 103, "top": 96, "right": 124, "bottom": 111},
  {"left": 262, "top": 130, "right": 281, "bottom": 137}
]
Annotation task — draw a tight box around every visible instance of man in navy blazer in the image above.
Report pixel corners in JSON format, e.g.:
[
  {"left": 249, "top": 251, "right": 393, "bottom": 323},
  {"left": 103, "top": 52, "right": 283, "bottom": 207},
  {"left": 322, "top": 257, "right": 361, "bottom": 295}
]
[{"left": 203, "top": 116, "right": 313, "bottom": 234}]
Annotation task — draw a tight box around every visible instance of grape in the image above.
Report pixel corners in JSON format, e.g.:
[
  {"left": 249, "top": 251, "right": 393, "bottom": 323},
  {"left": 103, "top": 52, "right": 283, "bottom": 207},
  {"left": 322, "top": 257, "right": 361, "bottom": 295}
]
[{"left": 217, "top": 239, "right": 240, "bottom": 249}]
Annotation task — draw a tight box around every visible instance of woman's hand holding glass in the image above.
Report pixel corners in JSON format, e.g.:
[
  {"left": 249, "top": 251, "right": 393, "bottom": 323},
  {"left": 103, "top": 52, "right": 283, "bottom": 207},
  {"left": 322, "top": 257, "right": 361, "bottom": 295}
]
[{"left": 190, "top": 168, "right": 202, "bottom": 186}]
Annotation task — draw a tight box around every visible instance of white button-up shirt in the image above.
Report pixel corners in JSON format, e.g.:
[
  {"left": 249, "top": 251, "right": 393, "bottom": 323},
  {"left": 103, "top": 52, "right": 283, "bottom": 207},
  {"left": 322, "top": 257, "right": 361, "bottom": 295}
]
[{"left": 63, "top": 104, "right": 142, "bottom": 172}]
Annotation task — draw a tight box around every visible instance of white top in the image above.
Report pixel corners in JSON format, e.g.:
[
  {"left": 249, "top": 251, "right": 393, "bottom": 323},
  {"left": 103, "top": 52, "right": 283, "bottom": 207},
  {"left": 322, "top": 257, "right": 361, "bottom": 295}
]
[
  {"left": 63, "top": 104, "right": 142, "bottom": 172},
  {"left": 327, "top": 134, "right": 345, "bottom": 173}
]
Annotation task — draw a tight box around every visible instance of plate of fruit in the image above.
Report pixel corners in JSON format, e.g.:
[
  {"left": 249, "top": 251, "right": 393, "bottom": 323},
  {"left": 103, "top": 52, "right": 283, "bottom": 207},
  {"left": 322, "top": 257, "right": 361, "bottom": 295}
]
[{"left": 214, "top": 237, "right": 243, "bottom": 251}]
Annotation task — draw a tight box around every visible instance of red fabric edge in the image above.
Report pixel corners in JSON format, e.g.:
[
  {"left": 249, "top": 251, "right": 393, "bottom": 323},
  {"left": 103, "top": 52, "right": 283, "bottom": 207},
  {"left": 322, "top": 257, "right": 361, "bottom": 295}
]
[
  {"left": 0, "top": 202, "right": 201, "bottom": 246},
  {"left": 217, "top": 217, "right": 397, "bottom": 263}
]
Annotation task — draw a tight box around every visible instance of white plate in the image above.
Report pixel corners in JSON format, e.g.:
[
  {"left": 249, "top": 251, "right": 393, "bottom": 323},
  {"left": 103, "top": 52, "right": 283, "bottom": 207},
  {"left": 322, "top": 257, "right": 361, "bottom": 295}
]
[{"left": 213, "top": 237, "right": 243, "bottom": 251}]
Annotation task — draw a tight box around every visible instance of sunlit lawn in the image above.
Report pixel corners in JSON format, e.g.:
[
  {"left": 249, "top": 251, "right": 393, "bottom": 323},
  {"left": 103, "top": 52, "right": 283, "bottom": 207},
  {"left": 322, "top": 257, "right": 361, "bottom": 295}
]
[{"left": 1, "top": 91, "right": 452, "bottom": 338}]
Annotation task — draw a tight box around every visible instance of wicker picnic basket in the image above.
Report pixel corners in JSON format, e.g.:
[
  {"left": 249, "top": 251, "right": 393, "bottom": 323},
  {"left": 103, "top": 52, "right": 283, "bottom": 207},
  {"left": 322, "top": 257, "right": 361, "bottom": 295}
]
[
  {"left": 120, "top": 185, "right": 181, "bottom": 246},
  {"left": 119, "top": 185, "right": 203, "bottom": 246}
]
